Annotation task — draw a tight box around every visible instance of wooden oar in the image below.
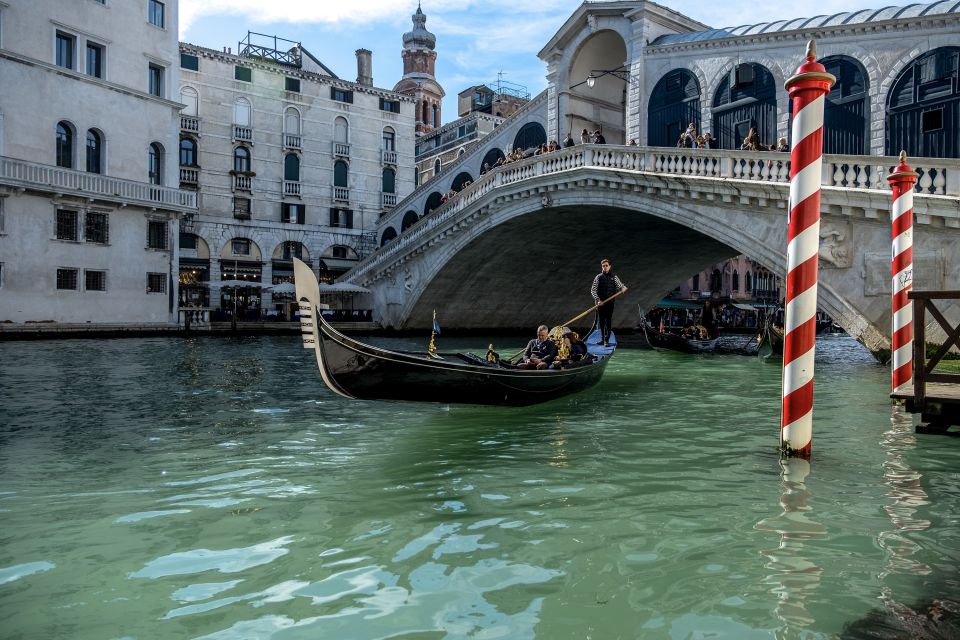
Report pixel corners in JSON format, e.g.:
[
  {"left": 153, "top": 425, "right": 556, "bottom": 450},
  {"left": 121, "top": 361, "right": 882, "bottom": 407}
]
[{"left": 506, "top": 288, "right": 629, "bottom": 362}]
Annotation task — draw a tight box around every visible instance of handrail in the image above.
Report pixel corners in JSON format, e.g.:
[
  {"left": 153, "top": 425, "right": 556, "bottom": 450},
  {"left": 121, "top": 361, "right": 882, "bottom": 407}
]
[{"left": 909, "top": 290, "right": 960, "bottom": 405}]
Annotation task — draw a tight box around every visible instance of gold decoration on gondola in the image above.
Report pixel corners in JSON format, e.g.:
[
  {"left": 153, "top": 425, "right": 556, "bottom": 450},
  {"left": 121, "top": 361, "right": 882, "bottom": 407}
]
[
  {"left": 551, "top": 326, "right": 571, "bottom": 360},
  {"left": 486, "top": 344, "right": 499, "bottom": 362},
  {"left": 427, "top": 309, "right": 441, "bottom": 359}
]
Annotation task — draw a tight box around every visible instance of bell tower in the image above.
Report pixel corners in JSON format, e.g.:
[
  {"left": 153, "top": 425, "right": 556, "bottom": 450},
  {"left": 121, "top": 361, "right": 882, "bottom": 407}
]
[{"left": 393, "top": 3, "right": 445, "bottom": 135}]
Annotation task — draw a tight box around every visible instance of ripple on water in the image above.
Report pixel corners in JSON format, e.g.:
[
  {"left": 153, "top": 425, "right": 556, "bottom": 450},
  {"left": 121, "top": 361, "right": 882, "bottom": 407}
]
[
  {"left": 0, "top": 561, "right": 55, "bottom": 585},
  {"left": 130, "top": 536, "right": 294, "bottom": 579}
]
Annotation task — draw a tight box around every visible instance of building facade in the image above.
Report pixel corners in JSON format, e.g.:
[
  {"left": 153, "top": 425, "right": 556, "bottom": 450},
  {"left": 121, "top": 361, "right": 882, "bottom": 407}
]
[
  {"left": 176, "top": 39, "right": 416, "bottom": 317},
  {"left": 0, "top": 0, "right": 195, "bottom": 325}
]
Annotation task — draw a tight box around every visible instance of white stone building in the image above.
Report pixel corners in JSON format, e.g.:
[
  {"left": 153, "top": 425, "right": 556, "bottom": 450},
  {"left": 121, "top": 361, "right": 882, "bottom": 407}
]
[
  {"left": 176, "top": 38, "right": 416, "bottom": 318},
  {"left": 0, "top": 0, "right": 195, "bottom": 325}
]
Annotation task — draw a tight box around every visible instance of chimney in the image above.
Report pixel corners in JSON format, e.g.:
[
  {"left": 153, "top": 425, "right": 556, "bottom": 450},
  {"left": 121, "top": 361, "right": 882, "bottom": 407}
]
[{"left": 355, "top": 49, "right": 373, "bottom": 87}]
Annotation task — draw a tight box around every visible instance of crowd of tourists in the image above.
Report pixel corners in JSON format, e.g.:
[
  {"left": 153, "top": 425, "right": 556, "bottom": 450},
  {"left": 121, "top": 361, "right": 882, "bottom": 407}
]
[{"left": 675, "top": 122, "right": 790, "bottom": 153}]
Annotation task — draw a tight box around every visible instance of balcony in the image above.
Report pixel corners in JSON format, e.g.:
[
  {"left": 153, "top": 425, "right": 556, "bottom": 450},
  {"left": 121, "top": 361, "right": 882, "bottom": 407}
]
[
  {"left": 283, "top": 180, "right": 301, "bottom": 197},
  {"left": 284, "top": 134, "right": 302, "bottom": 150},
  {"left": 233, "top": 174, "right": 252, "bottom": 191},
  {"left": 181, "top": 115, "right": 201, "bottom": 134},
  {"left": 0, "top": 155, "right": 196, "bottom": 211},
  {"left": 332, "top": 186, "right": 349, "bottom": 202},
  {"left": 382, "top": 149, "right": 398, "bottom": 165},
  {"left": 233, "top": 126, "right": 253, "bottom": 143},
  {"left": 332, "top": 142, "right": 350, "bottom": 157},
  {"left": 381, "top": 193, "right": 397, "bottom": 209},
  {"left": 180, "top": 167, "right": 199, "bottom": 186}
]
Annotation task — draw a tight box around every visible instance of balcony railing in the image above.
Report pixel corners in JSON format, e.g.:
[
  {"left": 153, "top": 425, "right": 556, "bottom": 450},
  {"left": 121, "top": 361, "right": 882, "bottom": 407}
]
[
  {"left": 233, "top": 174, "right": 252, "bottom": 191},
  {"left": 0, "top": 155, "right": 196, "bottom": 211},
  {"left": 333, "top": 142, "right": 350, "bottom": 157},
  {"left": 181, "top": 115, "right": 201, "bottom": 134},
  {"left": 180, "top": 167, "right": 199, "bottom": 186},
  {"left": 284, "top": 134, "right": 302, "bottom": 150},
  {"left": 233, "top": 126, "right": 253, "bottom": 143},
  {"left": 332, "top": 186, "right": 349, "bottom": 202},
  {"left": 283, "top": 180, "right": 301, "bottom": 197},
  {"left": 382, "top": 149, "right": 398, "bottom": 165},
  {"left": 382, "top": 193, "right": 397, "bottom": 208}
]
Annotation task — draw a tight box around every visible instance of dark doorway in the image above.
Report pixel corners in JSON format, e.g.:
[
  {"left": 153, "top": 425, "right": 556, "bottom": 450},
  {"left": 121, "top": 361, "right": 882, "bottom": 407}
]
[
  {"left": 712, "top": 63, "right": 777, "bottom": 150},
  {"left": 648, "top": 69, "right": 701, "bottom": 147}
]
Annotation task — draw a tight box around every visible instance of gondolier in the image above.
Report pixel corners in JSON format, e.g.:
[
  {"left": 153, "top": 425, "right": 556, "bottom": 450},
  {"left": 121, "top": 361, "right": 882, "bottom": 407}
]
[{"left": 591, "top": 259, "right": 627, "bottom": 346}]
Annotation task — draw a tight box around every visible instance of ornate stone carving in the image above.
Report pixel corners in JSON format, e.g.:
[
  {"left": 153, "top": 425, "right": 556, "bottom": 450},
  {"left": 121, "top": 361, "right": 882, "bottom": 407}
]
[{"left": 818, "top": 220, "right": 852, "bottom": 268}]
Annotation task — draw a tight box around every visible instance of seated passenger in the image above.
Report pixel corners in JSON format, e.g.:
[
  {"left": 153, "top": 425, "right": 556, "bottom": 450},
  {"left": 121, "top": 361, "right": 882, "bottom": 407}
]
[
  {"left": 553, "top": 330, "right": 593, "bottom": 368},
  {"left": 516, "top": 324, "right": 558, "bottom": 370}
]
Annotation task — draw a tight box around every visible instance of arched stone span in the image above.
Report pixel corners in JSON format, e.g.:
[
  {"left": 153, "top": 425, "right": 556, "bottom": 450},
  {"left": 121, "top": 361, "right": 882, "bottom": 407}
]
[
  {"left": 401, "top": 210, "right": 419, "bottom": 231},
  {"left": 513, "top": 122, "right": 546, "bottom": 152},
  {"left": 380, "top": 227, "right": 397, "bottom": 246},
  {"left": 481, "top": 147, "right": 504, "bottom": 169},
  {"left": 423, "top": 191, "right": 443, "bottom": 216},
  {"left": 566, "top": 30, "right": 629, "bottom": 144},
  {"left": 451, "top": 171, "right": 473, "bottom": 191}
]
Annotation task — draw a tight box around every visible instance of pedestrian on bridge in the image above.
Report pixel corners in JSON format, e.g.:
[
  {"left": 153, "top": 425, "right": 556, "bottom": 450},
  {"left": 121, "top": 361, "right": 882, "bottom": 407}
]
[{"left": 591, "top": 259, "right": 628, "bottom": 347}]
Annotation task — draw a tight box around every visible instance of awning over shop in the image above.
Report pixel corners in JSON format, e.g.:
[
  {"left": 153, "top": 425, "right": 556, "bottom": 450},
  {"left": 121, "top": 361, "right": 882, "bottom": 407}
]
[
  {"left": 731, "top": 302, "right": 758, "bottom": 311},
  {"left": 655, "top": 298, "right": 702, "bottom": 310},
  {"left": 319, "top": 282, "right": 371, "bottom": 294},
  {"left": 318, "top": 258, "right": 360, "bottom": 272}
]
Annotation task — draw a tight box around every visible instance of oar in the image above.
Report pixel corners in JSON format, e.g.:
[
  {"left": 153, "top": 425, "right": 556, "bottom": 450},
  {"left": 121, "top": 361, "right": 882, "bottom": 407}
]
[{"left": 506, "top": 288, "right": 630, "bottom": 363}]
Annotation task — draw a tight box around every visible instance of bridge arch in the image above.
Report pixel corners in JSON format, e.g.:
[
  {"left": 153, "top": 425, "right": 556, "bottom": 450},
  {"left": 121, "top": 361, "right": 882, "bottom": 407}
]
[
  {"left": 451, "top": 171, "right": 473, "bottom": 191},
  {"left": 424, "top": 191, "right": 443, "bottom": 216},
  {"left": 886, "top": 46, "right": 960, "bottom": 158},
  {"left": 712, "top": 62, "right": 778, "bottom": 150},
  {"left": 380, "top": 227, "right": 397, "bottom": 246},
  {"left": 512, "top": 122, "right": 547, "bottom": 153},
  {"left": 401, "top": 210, "right": 419, "bottom": 231},
  {"left": 566, "top": 29, "right": 629, "bottom": 144},
  {"left": 648, "top": 68, "right": 701, "bottom": 147},
  {"left": 481, "top": 147, "right": 504, "bottom": 169}
]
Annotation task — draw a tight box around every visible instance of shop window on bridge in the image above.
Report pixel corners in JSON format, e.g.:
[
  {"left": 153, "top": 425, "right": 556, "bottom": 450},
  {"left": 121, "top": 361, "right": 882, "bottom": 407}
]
[
  {"left": 401, "top": 210, "right": 418, "bottom": 231},
  {"left": 712, "top": 63, "right": 776, "bottom": 150},
  {"left": 886, "top": 47, "right": 960, "bottom": 158},
  {"left": 819, "top": 56, "right": 869, "bottom": 155},
  {"left": 647, "top": 69, "right": 701, "bottom": 147},
  {"left": 513, "top": 122, "right": 546, "bottom": 154}
]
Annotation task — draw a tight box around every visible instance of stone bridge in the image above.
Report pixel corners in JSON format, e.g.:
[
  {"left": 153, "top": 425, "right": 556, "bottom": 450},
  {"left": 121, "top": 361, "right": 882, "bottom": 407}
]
[{"left": 347, "top": 144, "right": 960, "bottom": 354}]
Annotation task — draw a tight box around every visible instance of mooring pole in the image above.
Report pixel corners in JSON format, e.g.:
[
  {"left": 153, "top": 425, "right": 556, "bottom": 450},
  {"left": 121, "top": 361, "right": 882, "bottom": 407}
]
[
  {"left": 887, "top": 151, "right": 919, "bottom": 392},
  {"left": 780, "top": 41, "right": 835, "bottom": 458}
]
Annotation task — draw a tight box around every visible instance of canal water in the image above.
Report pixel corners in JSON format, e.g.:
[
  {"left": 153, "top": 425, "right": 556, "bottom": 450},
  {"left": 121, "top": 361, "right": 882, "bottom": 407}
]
[{"left": 0, "top": 335, "right": 958, "bottom": 639}]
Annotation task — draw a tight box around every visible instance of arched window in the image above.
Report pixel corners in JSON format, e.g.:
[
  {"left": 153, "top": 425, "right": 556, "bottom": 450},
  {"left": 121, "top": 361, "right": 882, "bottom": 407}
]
[
  {"left": 745, "top": 271, "right": 753, "bottom": 292},
  {"left": 424, "top": 191, "right": 443, "bottom": 216},
  {"left": 382, "top": 167, "right": 396, "bottom": 194},
  {"left": 284, "top": 153, "right": 300, "bottom": 181},
  {"left": 647, "top": 69, "right": 701, "bottom": 147},
  {"left": 451, "top": 171, "right": 472, "bottom": 191},
  {"left": 481, "top": 148, "right": 505, "bottom": 168},
  {"left": 433, "top": 158, "right": 441, "bottom": 175},
  {"left": 334, "top": 116, "right": 349, "bottom": 143},
  {"left": 692, "top": 273, "right": 700, "bottom": 291},
  {"left": 180, "top": 86, "right": 199, "bottom": 117},
  {"left": 886, "top": 46, "right": 960, "bottom": 158},
  {"left": 732, "top": 270, "right": 739, "bottom": 292},
  {"left": 401, "top": 210, "right": 418, "bottom": 231},
  {"left": 284, "top": 107, "right": 300, "bottom": 135},
  {"left": 233, "top": 146, "right": 251, "bottom": 173},
  {"left": 233, "top": 97, "right": 251, "bottom": 126},
  {"left": 513, "top": 122, "right": 547, "bottom": 153},
  {"left": 382, "top": 126, "right": 395, "bottom": 151},
  {"left": 56, "top": 121, "right": 73, "bottom": 168},
  {"left": 380, "top": 227, "right": 397, "bottom": 246},
  {"left": 712, "top": 63, "right": 777, "bottom": 150},
  {"left": 86, "top": 129, "right": 102, "bottom": 174},
  {"left": 710, "top": 269, "right": 722, "bottom": 292},
  {"left": 334, "top": 160, "right": 348, "bottom": 188},
  {"left": 414, "top": 168, "right": 419, "bottom": 187},
  {"left": 148, "top": 142, "right": 164, "bottom": 185},
  {"left": 432, "top": 103, "right": 439, "bottom": 128},
  {"left": 179, "top": 137, "right": 197, "bottom": 167},
  {"left": 281, "top": 241, "right": 304, "bottom": 260}
]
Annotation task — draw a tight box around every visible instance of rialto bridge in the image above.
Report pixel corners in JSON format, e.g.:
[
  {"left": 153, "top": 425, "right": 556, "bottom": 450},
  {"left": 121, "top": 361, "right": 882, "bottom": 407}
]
[{"left": 344, "top": 143, "right": 960, "bottom": 355}]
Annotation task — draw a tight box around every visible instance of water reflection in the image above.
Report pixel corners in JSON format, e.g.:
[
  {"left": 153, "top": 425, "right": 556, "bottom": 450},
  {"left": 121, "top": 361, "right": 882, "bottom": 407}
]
[{"left": 755, "top": 458, "right": 825, "bottom": 638}]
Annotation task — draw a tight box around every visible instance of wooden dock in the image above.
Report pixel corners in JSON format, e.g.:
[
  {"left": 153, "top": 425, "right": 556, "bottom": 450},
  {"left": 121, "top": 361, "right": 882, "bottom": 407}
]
[{"left": 890, "top": 290, "right": 960, "bottom": 433}]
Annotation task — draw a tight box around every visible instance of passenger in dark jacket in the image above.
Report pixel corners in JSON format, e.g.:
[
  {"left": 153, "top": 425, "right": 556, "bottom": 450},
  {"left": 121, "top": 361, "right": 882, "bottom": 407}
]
[
  {"left": 554, "top": 331, "right": 593, "bottom": 368},
  {"left": 517, "top": 324, "right": 558, "bottom": 370}
]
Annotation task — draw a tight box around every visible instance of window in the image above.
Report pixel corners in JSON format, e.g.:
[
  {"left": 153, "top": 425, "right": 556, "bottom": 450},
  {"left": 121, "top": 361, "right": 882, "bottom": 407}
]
[
  {"left": 180, "top": 86, "right": 199, "bottom": 116},
  {"left": 57, "top": 268, "right": 79, "bottom": 290},
  {"left": 85, "top": 270, "right": 106, "bottom": 291},
  {"left": 56, "top": 121, "right": 73, "bottom": 168},
  {"left": 56, "top": 209, "right": 78, "bottom": 241},
  {"left": 234, "top": 66, "right": 251, "bottom": 82},
  {"left": 147, "top": 220, "right": 168, "bottom": 249},
  {"left": 333, "top": 161, "right": 348, "bottom": 188},
  {"left": 86, "top": 42, "right": 103, "bottom": 78},
  {"left": 379, "top": 98, "right": 400, "bottom": 113},
  {"left": 692, "top": 274, "right": 700, "bottom": 291},
  {"left": 231, "top": 238, "right": 250, "bottom": 255},
  {"left": 282, "top": 202, "right": 305, "bottom": 224},
  {"left": 922, "top": 108, "right": 944, "bottom": 132},
  {"left": 382, "top": 128, "right": 396, "bottom": 151},
  {"left": 284, "top": 107, "right": 300, "bottom": 135},
  {"left": 233, "top": 98, "right": 251, "bottom": 125},
  {"left": 458, "top": 125, "right": 466, "bottom": 138},
  {"left": 179, "top": 138, "right": 197, "bottom": 166},
  {"left": 334, "top": 117, "right": 349, "bottom": 143},
  {"left": 732, "top": 270, "right": 739, "bottom": 292},
  {"left": 332, "top": 246, "right": 348, "bottom": 259},
  {"left": 331, "top": 87, "right": 353, "bottom": 103},
  {"left": 233, "top": 146, "right": 251, "bottom": 173},
  {"left": 285, "top": 77, "right": 300, "bottom": 92},
  {"left": 180, "top": 53, "right": 199, "bottom": 71},
  {"left": 745, "top": 271, "right": 752, "bottom": 292},
  {"left": 433, "top": 158, "right": 441, "bottom": 175},
  {"left": 85, "top": 212, "right": 108, "bottom": 244},
  {"left": 55, "top": 31, "right": 74, "bottom": 69},
  {"left": 148, "top": 142, "right": 163, "bottom": 185},
  {"left": 148, "top": 63, "right": 164, "bottom": 97},
  {"left": 382, "top": 168, "right": 395, "bottom": 194},
  {"left": 284, "top": 154, "right": 300, "bottom": 181},
  {"left": 146, "top": 272, "right": 166, "bottom": 294},
  {"left": 148, "top": 0, "right": 165, "bottom": 28},
  {"left": 282, "top": 241, "right": 304, "bottom": 260},
  {"left": 179, "top": 232, "right": 197, "bottom": 249},
  {"left": 329, "top": 208, "right": 353, "bottom": 228},
  {"left": 232, "top": 197, "right": 250, "bottom": 216},
  {"left": 86, "top": 130, "right": 102, "bottom": 174},
  {"left": 414, "top": 168, "right": 419, "bottom": 187}
]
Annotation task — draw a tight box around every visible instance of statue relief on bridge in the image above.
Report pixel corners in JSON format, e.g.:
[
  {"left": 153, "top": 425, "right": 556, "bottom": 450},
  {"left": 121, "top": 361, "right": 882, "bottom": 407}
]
[{"left": 818, "top": 220, "right": 853, "bottom": 269}]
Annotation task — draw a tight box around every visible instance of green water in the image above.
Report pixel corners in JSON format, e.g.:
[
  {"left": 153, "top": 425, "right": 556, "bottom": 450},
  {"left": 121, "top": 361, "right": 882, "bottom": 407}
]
[{"left": 0, "top": 335, "right": 957, "bottom": 639}]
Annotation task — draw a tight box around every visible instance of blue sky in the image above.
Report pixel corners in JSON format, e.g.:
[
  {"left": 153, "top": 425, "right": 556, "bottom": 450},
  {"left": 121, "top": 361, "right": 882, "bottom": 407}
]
[{"left": 180, "top": 0, "right": 919, "bottom": 126}]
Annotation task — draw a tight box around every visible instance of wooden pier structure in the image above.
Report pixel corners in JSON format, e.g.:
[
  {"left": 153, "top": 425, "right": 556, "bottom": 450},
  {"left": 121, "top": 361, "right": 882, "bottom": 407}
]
[{"left": 891, "top": 291, "right": 960, "bottom": 433}]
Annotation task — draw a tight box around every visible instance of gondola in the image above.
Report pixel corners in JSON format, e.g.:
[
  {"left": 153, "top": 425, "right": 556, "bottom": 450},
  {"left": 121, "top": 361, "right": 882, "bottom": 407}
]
[
  {"left": 640, "top": 321, "right": 719, "bottom": 354},
  {"left": 756, "top": 319, "right": 784, "bottom": 359},
  {"left": 292, "top": 259, "right": 616, "bottom": 406}
]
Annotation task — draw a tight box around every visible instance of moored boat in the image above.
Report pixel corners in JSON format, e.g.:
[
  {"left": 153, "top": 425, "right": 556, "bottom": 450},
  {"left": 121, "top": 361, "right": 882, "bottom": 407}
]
[
  {"left": 293, "top": 259, "right": 616, "bottom": 406},
  {"left": 641, "top": 321, "right": 719, "bottom": 354}
]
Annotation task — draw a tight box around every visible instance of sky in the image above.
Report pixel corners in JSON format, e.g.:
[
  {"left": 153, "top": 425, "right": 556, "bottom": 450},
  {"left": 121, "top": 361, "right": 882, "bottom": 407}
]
[{"left": 180, "top": 0, "right": 921, "bottom": 126}]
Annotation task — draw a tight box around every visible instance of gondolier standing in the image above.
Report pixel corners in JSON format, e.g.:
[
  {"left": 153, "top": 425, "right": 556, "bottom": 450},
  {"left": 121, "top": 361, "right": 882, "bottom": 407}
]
[{"left": 591, "top": 259, "right": 627, "bottom": 346}]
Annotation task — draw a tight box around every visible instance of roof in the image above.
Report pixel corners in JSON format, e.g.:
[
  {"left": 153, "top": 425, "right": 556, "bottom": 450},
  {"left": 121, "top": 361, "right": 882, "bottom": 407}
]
[{"left": 650, "top": 1, "right": 960, "bottom": 46}]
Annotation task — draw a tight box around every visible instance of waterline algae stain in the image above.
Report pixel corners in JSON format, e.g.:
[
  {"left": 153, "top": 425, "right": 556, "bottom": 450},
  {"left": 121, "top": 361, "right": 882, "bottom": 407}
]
[{"left": 0, "top": 335, "right": 958, "bottom": 638}]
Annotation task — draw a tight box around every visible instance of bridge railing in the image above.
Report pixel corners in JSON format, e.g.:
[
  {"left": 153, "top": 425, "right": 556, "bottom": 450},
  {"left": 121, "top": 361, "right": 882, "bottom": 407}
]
[{"left": 350, "top": 145, "right": 960, "bottom": 280}]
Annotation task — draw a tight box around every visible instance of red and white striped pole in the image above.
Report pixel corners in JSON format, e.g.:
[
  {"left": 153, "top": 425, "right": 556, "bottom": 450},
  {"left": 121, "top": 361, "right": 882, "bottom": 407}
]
[
  {"left": 781, "top": 41, "right": 835, "bottom": 458},
  {"left": 887, "top": 151, "right": 918, "bottom": 391}
]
